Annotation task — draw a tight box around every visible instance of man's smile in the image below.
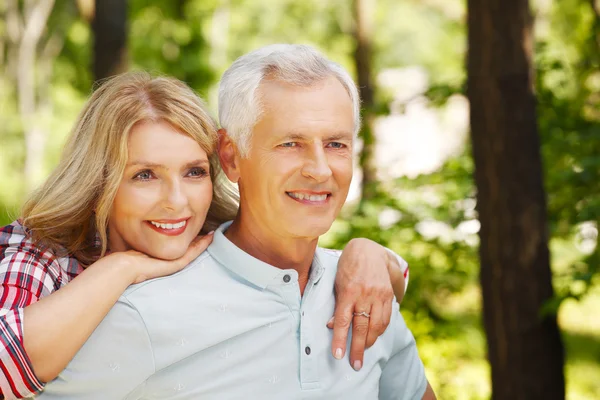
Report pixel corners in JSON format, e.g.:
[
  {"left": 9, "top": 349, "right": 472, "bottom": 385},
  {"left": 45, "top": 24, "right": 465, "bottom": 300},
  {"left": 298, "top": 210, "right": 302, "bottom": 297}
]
[{"left": 286, "top": 191, "right": 331, "bottom": 205}]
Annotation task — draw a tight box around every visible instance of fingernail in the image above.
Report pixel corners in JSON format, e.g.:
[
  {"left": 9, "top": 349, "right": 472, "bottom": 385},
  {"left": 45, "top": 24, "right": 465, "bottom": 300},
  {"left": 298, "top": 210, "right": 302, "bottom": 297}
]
[
  {"left": 208, "top": 230, "right": 215, "bottom": 235},
  {"left": 327, "top": 317, "right": 334, "bottom": 325},
  {"left": 353, "top": 360, "right": 362, "bottom": 371},
  {"left": 334, "top": 348, "right": 343, "bottom": 360}
]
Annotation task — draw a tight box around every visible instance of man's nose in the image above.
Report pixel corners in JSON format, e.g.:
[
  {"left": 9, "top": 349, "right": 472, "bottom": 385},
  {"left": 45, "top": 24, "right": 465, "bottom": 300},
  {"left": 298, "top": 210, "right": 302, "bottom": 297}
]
[{"left": 301, "top": 145, "right": 333, "bottom": 183}]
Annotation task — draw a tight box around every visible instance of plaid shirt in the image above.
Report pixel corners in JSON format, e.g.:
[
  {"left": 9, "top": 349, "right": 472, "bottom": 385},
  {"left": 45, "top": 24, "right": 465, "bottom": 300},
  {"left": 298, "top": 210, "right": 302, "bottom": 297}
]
[{"left": 0, "top": 221, "right": 84, "bottom": 399}]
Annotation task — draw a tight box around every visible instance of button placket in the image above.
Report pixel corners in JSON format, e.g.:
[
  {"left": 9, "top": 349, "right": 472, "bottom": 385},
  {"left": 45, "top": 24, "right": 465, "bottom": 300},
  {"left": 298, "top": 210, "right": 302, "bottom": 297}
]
[
  {"left": 299, "top": 282, "right": 320, "bottom": 389},
  {"left": 275, "top": 272, "right": 301, "bottom": 324}
]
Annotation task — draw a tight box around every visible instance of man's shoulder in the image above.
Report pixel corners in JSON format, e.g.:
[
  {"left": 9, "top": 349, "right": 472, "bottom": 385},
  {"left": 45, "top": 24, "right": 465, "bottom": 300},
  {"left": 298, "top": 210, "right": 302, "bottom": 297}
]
[
  {"left": 315, "top": 247, "right": 343, "bottom": 279},
  {"left": 102, "top": 250, "right": 219, "bottom": 373},
  {"left": 318, "top": 247, "right": 342, "bottom": 257},
  {"left": 316, "top": 247, "right": 342, "bottom": 263}
]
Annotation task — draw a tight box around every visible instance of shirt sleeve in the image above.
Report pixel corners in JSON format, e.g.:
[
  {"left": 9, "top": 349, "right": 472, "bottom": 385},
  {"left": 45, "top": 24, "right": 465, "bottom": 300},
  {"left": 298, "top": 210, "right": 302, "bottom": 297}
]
[
  {"left": 0, "top": 246, "right": 59, "bottom": 399},
  {"left": 0, "top": 308, "right": 44, "bottom": 399},
  {"left": 384, "top": 248, "right": 410, "bottom": 293},
  {"left": 37, "top": 297, "right": 154, "bottom": 400},
  {"left": 378, "top": 303, "right": 428, "bottom": 400}
]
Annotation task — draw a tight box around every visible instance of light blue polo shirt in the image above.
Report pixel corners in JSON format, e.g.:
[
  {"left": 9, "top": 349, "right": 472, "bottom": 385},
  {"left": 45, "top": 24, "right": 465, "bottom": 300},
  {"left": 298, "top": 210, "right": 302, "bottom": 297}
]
[{"left": 39, "top": 222, "right": 427, "bottom": 400}]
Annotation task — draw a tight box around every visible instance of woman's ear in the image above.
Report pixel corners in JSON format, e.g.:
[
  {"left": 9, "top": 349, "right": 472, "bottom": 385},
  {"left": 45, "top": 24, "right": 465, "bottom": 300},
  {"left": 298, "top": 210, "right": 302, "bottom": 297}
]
[{"left": 217, "top": 129, "right": 241, "bottom": 183}]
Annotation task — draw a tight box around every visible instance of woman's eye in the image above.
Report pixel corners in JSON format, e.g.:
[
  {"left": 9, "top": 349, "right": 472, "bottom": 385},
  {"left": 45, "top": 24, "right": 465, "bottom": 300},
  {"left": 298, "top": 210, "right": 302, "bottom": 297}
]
[
  {"left": 280, "top": 142, "right": 298, "bottom": 148},
  {"left": 133, "top": 170, "right": 154, "bottom": 181},
  {"left": 188, "top": 167, "right": 208, "bottom": 178}
]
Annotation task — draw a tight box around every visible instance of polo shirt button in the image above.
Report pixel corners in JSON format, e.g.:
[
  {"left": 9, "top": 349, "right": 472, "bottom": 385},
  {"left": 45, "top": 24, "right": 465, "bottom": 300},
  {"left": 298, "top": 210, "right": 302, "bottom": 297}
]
[
  {"left": 283, "top": 274, "right": 291, "bottom": 283},
  {"left": 305, "top": 346, "right": 311, "bottom": 355}
]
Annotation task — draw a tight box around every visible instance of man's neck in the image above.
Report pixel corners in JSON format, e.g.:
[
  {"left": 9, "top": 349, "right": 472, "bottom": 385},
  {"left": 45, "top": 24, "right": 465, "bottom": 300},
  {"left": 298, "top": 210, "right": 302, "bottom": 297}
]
[{"left": 224, "top": 217, "right": 318, "bottom": 295}]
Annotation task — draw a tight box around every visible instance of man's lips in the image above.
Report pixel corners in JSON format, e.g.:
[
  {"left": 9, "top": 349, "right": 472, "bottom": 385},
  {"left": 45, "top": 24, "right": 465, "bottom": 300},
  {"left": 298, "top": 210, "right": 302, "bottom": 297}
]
[{"left": 286, "top": 191, "right": 331, "bottom": 204}]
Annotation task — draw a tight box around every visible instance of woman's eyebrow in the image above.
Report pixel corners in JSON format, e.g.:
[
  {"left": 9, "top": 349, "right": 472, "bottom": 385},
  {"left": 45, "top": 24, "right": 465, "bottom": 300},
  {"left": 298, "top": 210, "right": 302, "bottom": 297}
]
[
  {"left": 126, "top": 158, "right": 209, "bottom": 169},
  {"left": 182, "top": 159, "right": 210, "bottom": 169},
  {"left": 126, "top": 161, "right": 163, "bottom": 168}
]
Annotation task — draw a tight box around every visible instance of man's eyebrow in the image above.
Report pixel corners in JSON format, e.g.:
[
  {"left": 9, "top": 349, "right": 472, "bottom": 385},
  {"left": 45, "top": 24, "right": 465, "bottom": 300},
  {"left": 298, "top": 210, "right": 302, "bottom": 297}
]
[
  {"left": 324, "top": 132, "right": 353, "bottom": 141},
  {"left": 277, "top": 131, "right": 353, "bottom": 141},
  {"left": 278, "top": 133, "right": 308, "bottom": 141}
]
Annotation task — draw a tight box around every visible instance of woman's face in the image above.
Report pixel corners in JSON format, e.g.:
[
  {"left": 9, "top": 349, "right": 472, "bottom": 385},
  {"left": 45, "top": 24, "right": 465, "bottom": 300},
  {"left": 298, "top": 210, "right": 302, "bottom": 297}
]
[{"left": 108, "top": 121, "right": 213, "bottom": 260}]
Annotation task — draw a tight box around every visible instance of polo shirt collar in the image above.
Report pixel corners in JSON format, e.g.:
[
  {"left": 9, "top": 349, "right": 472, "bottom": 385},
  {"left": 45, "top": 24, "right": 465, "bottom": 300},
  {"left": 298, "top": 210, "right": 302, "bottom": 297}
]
[{"left": 207, "top": 221, "right": 326, "bottom": 290}]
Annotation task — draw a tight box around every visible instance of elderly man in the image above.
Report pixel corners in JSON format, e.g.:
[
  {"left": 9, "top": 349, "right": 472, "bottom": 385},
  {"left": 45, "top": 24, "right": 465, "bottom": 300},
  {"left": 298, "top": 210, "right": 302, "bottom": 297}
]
[{"left": 39, "top": 45, "right": 434, "bottom": 400}]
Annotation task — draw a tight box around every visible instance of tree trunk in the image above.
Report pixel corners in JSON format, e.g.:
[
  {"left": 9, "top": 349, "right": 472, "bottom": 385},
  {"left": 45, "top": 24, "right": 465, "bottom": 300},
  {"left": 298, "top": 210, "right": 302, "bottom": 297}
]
[
  {"left": 92, "top": 0, "right": 127, "bottom": 82},
  {"left": 467, "top": 0, "right": 565, "bottom": 399},
  {"left": 17, "top": 0, "right": 56, "bottom": 192},
  {"left": 352, "top": 0, "right": 377, "bottom": 204},
  {"left": 209, "top": 0, "right": 230, "bottom": 70}
]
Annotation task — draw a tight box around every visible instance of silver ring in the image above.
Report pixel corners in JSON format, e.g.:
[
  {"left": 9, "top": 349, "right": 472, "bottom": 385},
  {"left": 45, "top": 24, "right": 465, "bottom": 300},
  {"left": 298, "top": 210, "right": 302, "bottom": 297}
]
[{"left": 353, "top": 311, "right": 370, "bottom": 318}]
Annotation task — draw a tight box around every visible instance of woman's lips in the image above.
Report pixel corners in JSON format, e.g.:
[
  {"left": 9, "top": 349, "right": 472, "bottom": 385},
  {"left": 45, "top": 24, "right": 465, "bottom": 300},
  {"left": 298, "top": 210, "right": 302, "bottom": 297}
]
[{"left": 146, "top": 219, "right": 189, "bottom": 236}]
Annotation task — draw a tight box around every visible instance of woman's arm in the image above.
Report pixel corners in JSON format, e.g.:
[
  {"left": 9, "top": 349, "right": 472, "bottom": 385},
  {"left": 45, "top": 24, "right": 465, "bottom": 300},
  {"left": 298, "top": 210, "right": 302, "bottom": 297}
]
[
  {"left": 329, "top": 238, "right": 409, "bottom": 371},
  {"left": 384, "top": 247, "right": 409, "bottom": 302},
  {"left": 0, "top": 233, "right": 212, "bottom": 399}
]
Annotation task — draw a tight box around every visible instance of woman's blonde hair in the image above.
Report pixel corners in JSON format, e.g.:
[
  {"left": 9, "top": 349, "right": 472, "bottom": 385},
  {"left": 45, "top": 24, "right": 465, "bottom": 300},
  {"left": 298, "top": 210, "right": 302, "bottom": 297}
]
[{"left": 21, "top": 71, "right": 238, "bottom": 265}]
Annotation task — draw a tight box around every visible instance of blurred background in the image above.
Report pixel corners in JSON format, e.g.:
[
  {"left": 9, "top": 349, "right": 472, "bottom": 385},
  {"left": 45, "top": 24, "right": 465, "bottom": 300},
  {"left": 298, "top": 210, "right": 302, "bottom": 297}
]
[{"left": 0, "top": 0, "right": 599, "bottom": 399}]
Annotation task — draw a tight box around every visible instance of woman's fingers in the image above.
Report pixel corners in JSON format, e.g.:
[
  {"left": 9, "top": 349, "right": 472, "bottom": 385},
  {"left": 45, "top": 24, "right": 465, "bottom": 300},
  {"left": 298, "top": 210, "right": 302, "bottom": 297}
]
[
  {"left": 132, "top": 232, "right": 214, "bottom": 283},
  {"left": 177, "top": 231, "right": 214, "bottom": 266},
  {"left": 330, "top": 296, "right": 354, "bottom": 361},
  {"left": 349, "top": 303, "right": 372, "bottom": 371},
  {"left": 365, "top": 301, "right": 384, "bottom": 348}
]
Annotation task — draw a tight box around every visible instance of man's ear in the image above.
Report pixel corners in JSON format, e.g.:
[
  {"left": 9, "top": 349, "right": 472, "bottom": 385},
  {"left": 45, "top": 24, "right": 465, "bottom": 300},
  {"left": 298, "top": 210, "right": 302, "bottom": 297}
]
[{"left": 217, "top": 129, "right": 241, "bottom": 183}]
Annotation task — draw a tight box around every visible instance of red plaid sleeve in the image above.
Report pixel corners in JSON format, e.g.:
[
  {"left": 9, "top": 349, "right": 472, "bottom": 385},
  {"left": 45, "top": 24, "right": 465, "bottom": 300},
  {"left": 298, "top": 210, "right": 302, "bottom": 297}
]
[
  {"left": 383, "top": 248, "right": 410, "bottom": 293},
  {"left": 0, "top": 221, "right": 83, "bottom": 399}
]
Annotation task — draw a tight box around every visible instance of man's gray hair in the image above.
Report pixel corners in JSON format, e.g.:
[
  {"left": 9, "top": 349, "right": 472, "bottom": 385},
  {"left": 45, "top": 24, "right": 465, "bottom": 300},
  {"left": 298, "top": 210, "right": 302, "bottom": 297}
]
[{"left": 218, "top": 44, "right": 361, "bottom": 157}]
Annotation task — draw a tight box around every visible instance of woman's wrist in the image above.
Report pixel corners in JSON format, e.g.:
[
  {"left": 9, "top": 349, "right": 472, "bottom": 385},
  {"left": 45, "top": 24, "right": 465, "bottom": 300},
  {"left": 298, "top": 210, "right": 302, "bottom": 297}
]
[{"left": 87, "top": 252, "right": 140, "bottom": 286}]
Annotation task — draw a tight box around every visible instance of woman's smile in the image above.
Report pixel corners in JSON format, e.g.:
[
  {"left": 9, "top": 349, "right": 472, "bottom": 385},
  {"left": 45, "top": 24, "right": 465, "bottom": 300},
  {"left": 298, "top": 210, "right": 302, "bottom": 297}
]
[{"left": 146, "top": 218, "right": 190, "bottom": 236}]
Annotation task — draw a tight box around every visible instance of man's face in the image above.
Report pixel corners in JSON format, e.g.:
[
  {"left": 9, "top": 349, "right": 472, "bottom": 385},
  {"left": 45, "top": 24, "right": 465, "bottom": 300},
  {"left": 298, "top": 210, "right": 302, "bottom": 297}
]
[{"left": 236, "top": 76, "right": 354, "bottom": 240}]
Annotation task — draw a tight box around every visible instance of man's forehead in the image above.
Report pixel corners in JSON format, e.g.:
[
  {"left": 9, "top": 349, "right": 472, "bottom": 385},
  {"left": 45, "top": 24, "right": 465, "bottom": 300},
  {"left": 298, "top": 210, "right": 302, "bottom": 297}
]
[
  {"left": 258, "top": 75, "right": 351, "bottom": 104},
  {"left": 258, "top": 78, "right": 352, "bottom": 117},
  {"left": 251, "top": 75, "right": 355, "bottom": 142}
]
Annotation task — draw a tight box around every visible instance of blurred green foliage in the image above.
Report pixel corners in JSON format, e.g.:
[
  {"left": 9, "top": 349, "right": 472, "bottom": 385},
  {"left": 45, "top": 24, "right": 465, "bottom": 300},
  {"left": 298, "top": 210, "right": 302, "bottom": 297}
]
[{"left": 0, "top": 0, "right": 599, "bottom": 398}]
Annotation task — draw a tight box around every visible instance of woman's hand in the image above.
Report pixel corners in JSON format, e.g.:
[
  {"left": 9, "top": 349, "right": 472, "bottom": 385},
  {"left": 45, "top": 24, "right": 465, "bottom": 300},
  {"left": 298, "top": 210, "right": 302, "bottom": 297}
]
[
  {"left": 329, "top": 238, "right": 406, "bottom": 371},
  {"left": 110, "top": 232, "right": 214, "bottom": 285}
]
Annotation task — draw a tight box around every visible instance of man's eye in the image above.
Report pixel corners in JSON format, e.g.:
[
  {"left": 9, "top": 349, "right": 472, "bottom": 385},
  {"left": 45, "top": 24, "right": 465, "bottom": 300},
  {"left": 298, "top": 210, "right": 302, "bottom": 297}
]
[
  {"left": 188, "top": 167, "right": 208, "bottom": 177},
  {"left": 280, "top": 142, "right": 298, "bottom": 148},
  {"left": 133, "top": 170, "right": 154, "bottom": 181},
  {"left": 328, "top": 142, "right": 346, "bottom": 149}
]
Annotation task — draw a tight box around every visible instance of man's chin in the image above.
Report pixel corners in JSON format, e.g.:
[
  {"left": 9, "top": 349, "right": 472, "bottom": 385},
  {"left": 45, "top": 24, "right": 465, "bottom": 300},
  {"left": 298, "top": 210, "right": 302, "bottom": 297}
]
[{"left": 288, "top": 219, "right": 334, "bottom": 238}]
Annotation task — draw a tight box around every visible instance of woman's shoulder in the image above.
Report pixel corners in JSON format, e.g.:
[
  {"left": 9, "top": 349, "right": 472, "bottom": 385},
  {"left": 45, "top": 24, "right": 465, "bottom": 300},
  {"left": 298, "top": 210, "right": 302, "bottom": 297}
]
[
  {"left": 0, "top": 220, "right": 33, "bottom": 254},
  {"left": 0, "top": 220, "right": 84, "bottom": 290},
  {"left": 0, "top": 218, "right": 27, "bottom": 238}
]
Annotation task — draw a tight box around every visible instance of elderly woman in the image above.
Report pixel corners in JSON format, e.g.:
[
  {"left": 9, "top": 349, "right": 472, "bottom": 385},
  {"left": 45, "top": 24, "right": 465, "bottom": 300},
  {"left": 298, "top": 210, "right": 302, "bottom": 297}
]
[{"left": 0, "top": 72, "right": 408, "bottom": 399}]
